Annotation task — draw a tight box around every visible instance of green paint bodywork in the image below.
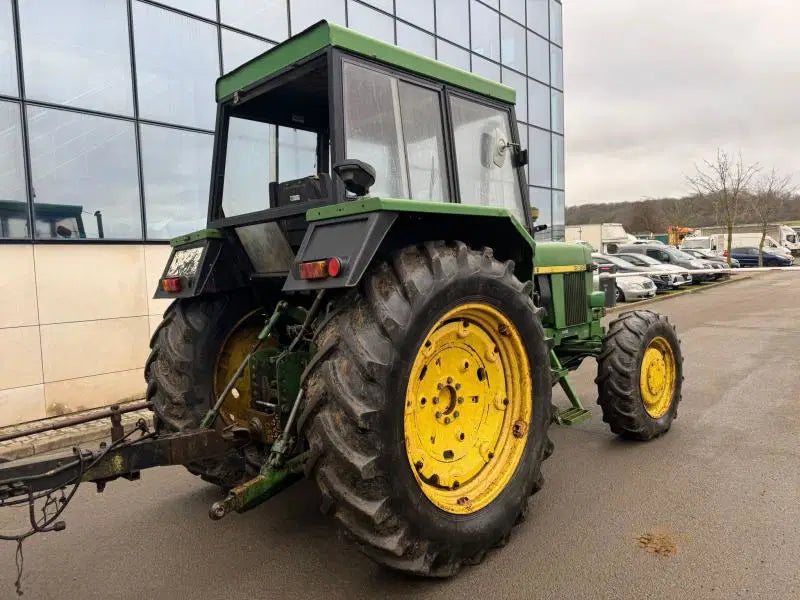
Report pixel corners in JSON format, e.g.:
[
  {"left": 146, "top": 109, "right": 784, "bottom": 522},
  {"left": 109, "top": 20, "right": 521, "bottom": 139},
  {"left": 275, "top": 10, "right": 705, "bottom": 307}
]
[
  {"left": 535, "top": 241, "right": 591, "bottom": 267},
  {"left": 216, "top": 21, "right": 515, "bottom": 104},
  {"left": 170, "top": 228, "right": 222, "bottom": 247}
]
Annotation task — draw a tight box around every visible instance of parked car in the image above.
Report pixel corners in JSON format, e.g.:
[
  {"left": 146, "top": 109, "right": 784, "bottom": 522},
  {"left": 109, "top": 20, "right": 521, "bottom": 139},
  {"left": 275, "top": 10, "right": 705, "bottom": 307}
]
[
  {"left": 682, "top": 248, "right": 740, "bottom": 269},
  {"left": 614, "top": 244, "right": 717, "bottom": 282},
  {"left": 726, "top": 247, "right": 793, "bottom": 267},
  {"left": 614, "top": 274, "right": 657, "bottom": 302},
  {"left": 614, "top": 253, "right": 692, "bottom": 290}
]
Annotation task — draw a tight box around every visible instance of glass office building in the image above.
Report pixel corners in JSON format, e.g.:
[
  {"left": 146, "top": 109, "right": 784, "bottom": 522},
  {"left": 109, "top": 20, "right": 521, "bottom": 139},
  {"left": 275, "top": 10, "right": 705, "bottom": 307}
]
[{"left": 0, "top": 0, "right": 564, "bottom": 426}]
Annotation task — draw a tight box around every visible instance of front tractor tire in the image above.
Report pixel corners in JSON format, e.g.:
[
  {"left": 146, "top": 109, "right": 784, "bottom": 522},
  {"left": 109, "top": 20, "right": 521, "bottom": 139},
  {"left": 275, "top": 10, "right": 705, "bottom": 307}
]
[
  {"left": 145, "top": 291, "right": 265, "bottom": 488},
  {"left": 300, "top": 241, "right": 552, "bottom": 577},
  {"left": 596, "top": 310, "right": 683, "bottom": 440}
]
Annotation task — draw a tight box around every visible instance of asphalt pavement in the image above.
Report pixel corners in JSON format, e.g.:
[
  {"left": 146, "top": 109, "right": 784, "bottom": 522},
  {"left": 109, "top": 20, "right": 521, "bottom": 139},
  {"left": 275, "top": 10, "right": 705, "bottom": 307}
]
[{"left": 1, "top": 273, "right": 798, "bottom": 600}]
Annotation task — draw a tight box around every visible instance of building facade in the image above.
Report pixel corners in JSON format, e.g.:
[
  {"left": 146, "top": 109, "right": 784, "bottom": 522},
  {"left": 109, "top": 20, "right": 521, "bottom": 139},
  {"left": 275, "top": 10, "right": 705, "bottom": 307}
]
[{"left": 0, "top": 0, "right": 564, "bottom": 426}]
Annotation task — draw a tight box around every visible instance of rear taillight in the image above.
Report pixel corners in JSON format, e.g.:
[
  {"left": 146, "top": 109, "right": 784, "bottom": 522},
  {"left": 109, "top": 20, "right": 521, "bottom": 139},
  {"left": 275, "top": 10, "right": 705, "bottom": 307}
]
[
  {"left": 161, "top": 277, "right": 182, "bottom": 293},
  {"left": 722, "top": 249, "right": 728, "bottom": 257},
  {"left": 298, "top": 257, "right": 344, "bottom": 280}
]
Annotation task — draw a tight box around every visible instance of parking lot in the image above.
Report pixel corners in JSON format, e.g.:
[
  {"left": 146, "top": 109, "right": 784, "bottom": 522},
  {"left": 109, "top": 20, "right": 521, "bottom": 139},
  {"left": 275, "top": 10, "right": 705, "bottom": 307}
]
[{"left": 1, "top": 272, "right": 798, "bottom": 600}]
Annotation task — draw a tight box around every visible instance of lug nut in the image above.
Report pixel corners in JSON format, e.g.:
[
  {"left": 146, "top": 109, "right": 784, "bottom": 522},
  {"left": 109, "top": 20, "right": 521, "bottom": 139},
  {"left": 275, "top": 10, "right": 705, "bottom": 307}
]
[
  {"left": 437, "top": 383, "right": 444, "bottom": 390},
  {"left": 435, "top": 411, "right": 442, "bottom": 419},
  {"left": 415, "top": 460, "right": 423, "bottom": 470},
  {"left": 457, "top": 396, "right": 464, "bottom": 404},
  {"left": 447, "top": 377, "right": 453, "bottom": 384},
  {"left": 455, "top": 383, "right": 462, "bottom": 390},
  {"left": 453, "top": 411, "right": 460, "bottom": 418},
  {"left": 444, "top": 417, "right": 451, "bottom": 424}
]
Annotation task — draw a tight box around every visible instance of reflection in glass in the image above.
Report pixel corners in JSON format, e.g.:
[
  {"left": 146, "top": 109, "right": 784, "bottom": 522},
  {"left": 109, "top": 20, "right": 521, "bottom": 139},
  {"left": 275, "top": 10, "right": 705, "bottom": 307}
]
[
  {"left": 27, "top": 107, "right": 141, "bottom": 239},
  {"left": 501, "top": 0, "right": 525, "bottom": 24},
  {"left": 527, "top": 31, "right": 549, "bottom": 84},
  {"left": 550, "top": 44, "right": 563, "bottom": 89},
  {"left": 526, "top": 0, "right": 548, "bottom": 37},
  {"left": 530, "top": 186, "right": 551, "bottom": 239},
  {"left": 500, "top": 17, "right": 525, "bottom": 72},
  {"left": 528, "top": 126, "right": 551, "bottom": 187},
  {"left": 396, "top": 0, "right": 434, "bottom": 32},
  {"left": 19, "top": 0, "right": 133, "bottom": 115},
  {"left": 527, "top": 79, "right": 549, "bottom": 129},
  {"left": 502, "top": 68, "right": 527, "bottom": 123},
  {"left": 0, "top": 0, "right": 17, "bottom": 96},
  {"left": 450, "top": 96, "right": 523, "bottom": 221},
  {"left": 290, "top": 0, "right": 346, "bottom": 34},
  {"left": 471, "top": 0, "right": 500, "bottom": 61},
  {"left": 222, "top": 117, "right": 274, "bottom": 217},
  {"left": 222, "top": 29, "right": 272, "bottom": 73},
  {"left": 140, "top": 125, "right": 213, "bottom": 239},
  {"left": 347, "top": 1, "right": 394, "bottom": 44},
  {"left": 134, "top": 2, "right": 219, "bottom": 129},
  {"left": 550, "top": 0, "right": 563, "bottom": 46},
  {"left": 551, "top": 190, "right": 565, "bottom": 240},
  {"left": 359, "top": 0, "right": 393, "bottom": 12},
  {"left": 397, "top": 23, "right": 435, "bottom": 59},
  {"left": 278, "top": 128, "right": 317, "bottom": 182},
  {"left": 221, "top": 0, "right": 288, "bottom": 41},
  {"left": 157, "top": 0, "right": 216, "bottom": 20},
  {"left": 343, "top": 63, "right": 407, "bottom": 198},
  {"left": 437, "top": 40, "right": 470, "bottom": 71},
  {"left": 471, "top": 55, "right": 500, "bottom": 81},
  {"left": 436, "top": 0, "right": 469, "bottom": 47},
  {"left": 552, "top": 133, "right": 564, "bottom": 189},
  {"left": 0, "top": 101, "right": 28, "bottom": 239},
  {"left": 551, "top": 89, "right": 564, "bottom": 134}
]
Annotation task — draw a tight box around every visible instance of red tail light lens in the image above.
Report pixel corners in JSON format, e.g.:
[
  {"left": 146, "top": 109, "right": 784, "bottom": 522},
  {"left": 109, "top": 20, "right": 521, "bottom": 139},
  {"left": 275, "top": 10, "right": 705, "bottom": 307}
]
[
  {"left": 326, "top": 257, "right": 342, "bottom": 277},
  {"left": 299, "top": 257, "right": 344, "bottom": 280},
  {"left": 161, "top": 277, "right": 182, "bottom": 293}
]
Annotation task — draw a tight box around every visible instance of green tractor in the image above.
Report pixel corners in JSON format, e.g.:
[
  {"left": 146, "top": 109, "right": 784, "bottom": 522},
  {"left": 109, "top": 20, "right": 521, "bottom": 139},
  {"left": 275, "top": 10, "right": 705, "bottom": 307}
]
[{"left": 1, "top": 21, "right": 682, "bottom": 580}]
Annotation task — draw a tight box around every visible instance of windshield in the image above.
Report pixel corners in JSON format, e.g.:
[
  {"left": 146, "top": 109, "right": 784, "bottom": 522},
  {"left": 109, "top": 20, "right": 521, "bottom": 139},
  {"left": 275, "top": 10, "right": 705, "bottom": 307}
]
[
  {"left": 681, "top": 238, "right": 709, "bottom": 249},
  {"left": 667, "top": 248, "right": 695, "bottom": 260},
  {"left": 596, "top": 254, "right": 637, "bottom": 269},
  {"left": 621, "top": 253, "right": 660, "bottom": 266}
]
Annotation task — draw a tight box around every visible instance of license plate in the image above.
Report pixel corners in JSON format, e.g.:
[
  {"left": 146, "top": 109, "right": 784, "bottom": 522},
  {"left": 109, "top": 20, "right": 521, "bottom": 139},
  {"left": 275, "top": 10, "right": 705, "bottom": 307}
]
[{"left": 166, "top": 247, "right": 204, "bottom": 278}]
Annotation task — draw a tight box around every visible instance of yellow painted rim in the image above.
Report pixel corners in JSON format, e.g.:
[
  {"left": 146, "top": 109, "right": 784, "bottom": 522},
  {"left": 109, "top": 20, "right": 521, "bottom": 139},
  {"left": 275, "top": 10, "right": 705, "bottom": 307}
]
[
  {"left": 404, "top": 303, "right": 532, "bottom": 515},
  {"left": 639, "top": 336, "right": 677, "bottom": 419}
]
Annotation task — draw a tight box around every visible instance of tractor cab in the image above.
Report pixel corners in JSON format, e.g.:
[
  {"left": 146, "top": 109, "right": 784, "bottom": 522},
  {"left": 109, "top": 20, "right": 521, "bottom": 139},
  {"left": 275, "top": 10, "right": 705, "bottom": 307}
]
[{"left": 196, "top": 21, "right": 530, "bottom": 290}]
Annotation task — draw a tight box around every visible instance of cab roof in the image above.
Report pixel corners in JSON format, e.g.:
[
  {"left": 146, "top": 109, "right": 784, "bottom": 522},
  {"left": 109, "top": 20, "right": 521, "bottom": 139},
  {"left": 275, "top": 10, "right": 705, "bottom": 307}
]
[{"left": 215, "top": 21, "right": 515, "bottom": 105}]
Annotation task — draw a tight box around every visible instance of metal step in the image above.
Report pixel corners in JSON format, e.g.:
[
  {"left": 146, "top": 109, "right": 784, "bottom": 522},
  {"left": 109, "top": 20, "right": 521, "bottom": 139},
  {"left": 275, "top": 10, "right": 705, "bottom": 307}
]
[{"left": 554, "top": 407, "right": 592, "bottom": 426}]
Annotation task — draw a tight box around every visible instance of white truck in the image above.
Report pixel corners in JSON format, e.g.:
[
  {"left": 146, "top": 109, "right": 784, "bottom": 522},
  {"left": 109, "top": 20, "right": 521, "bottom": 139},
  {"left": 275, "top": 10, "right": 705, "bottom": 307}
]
[
  {"left": 681, "top": 231, "right": 792, "bottom": 258},
  {"left": 686, "top": 223, "right": 800, "bottom": 256},
  {"left": 565, "top": 223, "right": 631, "bottom": 253}
]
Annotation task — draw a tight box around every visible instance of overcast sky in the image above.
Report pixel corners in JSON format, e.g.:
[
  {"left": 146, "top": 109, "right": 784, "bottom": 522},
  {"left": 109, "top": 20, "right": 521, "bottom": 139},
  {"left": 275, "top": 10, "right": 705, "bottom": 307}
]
[{"left": 563, "top": 0, "right": 800, "bottom": 205}]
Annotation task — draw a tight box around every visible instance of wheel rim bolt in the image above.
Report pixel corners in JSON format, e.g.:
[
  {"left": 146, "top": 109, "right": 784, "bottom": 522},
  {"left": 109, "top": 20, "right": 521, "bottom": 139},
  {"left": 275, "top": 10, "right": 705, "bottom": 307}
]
[
  {"left": 457, "top": 397, "right": 464, "bottom": 404},
  {"left": 444, "top": 417, "right": 451, "bottom": 424},
  {"left": 435, "top": 411, "right": 442, "bottom": 419},
  {"left": 447, "top": 377, "right": 453, "bottom": 384},
  {"left": 453, "top": 411, "right": 460, "bottom": 418}
]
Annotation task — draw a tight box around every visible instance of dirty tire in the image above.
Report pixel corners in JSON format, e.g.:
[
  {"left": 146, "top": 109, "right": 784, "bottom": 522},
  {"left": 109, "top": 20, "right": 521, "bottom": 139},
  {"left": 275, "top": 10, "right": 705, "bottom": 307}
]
[
  {"left": 300, "top": 241, "right": 552, "bottom": 577},
  {"left": 145, "top": 291, "right": 264, "bottom": 488},
  {"left": 595, "top": 309, "right": 683, "bottom": 440}
]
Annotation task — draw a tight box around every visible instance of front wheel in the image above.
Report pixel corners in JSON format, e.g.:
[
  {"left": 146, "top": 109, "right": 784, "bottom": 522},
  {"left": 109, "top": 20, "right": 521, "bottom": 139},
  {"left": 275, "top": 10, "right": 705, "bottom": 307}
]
[
  {"left": 300, "top": 242, "right": 552, "bottom": 576},
  {"left": 595, "top": 310, "right": 683, "bottom": 440}
]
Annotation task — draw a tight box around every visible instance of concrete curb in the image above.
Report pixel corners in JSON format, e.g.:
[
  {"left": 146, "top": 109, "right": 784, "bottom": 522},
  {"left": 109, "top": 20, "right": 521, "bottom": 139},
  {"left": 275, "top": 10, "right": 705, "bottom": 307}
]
[
  {"left": 607, "top": 274, "right": 752, "bottom": 313},
  {"left": 0, "top": 403, "right": 153, "bottom": 461}
]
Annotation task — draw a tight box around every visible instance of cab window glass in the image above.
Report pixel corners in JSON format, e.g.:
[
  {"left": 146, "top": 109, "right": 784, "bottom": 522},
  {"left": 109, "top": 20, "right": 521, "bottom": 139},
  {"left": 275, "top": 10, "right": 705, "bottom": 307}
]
[{"left": 449, "top": 95, "right": 523, "bottom": 221}]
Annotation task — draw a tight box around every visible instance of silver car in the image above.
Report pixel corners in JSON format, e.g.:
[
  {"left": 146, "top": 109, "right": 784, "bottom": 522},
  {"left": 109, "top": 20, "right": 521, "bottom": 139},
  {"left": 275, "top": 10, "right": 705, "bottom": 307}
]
[{"left": 615, "top": 275, "right": 656, "bottom": 302}]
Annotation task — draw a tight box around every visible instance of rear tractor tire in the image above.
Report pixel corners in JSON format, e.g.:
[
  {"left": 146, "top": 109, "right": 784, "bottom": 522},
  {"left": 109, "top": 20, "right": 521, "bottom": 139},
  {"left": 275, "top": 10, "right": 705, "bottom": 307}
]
[
  {"left": 300, "top": 241, "right": 552, "bottom": 577},
  {"left": 596, "top": 310, "right": 683, "bottom": 440},
  {"left": 145, "top": 290, "right": 267, "bottom": 488}
]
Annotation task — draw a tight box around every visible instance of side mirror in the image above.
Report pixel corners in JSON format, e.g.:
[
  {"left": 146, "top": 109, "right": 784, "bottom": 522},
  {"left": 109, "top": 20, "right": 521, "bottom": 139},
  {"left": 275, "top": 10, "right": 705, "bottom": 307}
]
[{"left": 333, "top": 159, "right": 376, "bottom": 197}]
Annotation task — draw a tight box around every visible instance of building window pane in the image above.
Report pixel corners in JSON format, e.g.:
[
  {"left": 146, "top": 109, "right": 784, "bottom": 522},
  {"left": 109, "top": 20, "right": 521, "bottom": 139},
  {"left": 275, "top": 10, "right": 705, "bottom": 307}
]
[
  {"left": 451, "top": 95, "right": 523, "bottom": 221},
  {"left": 27, "top": 107, "right": 141, "bottom": 240},
  {"left": 551, "top": 89, "right": 563, "bottom": 133},
  {"left": 528, "top": 126, "right": 550, "bottom": 187},
  {"left": 360, "top": 0, "right": 393, "bottom": 12},
  {"left": 471, "top": 55, "right": 500, "bottom": 81},
  {"left": 500, "top": 17, "right": 525, "bottom": 72},
  {"left": 134, "top": 3, "right": 219, "bottom": 130},
  {"left": 396, "top": 0, "right": 434, "bottom": 32},
  {"left": 347, "top": 1, "right": 394, "bottom": 44},
  {"left": 527, "top": 79, "right": 549, "bottom": 129},
  {"left": 517, "top": 124, "right": 528, "bottom": 181},
  {"left": 551, "top": 190, "right": 564, "bottom": 239},
  {"left": 220, "top": 0, "right": 288, "bottom": 42},
  {"left": 530, "top": 186, "right": 550, "bottom": 237},
  {"left": 437, "top": 39, "right": 470, "bottom": 71},
  {"left": 222, "top": 29, "right": 273, "bottom": 73},
  {"left": 550, "top": 0, "right": 562, "bottom": 46},
  {"left": 470, "top": 1, "right": 499, "bottom": 61},
  {"left": 526, "top": 0, "right": 548, "bottom": 37},
  {"left": 0, "top": 0, "right": 16, "bottom": 96},
  {"left": 436, "top": 0, "right": 469, "bottom": 47},
  {"left": 290, "top": 0, "right": 346, "bottom": 35},
  {"left": 0, "top": 101, "right": 28, "bottom": 239},
  {"left": 342, "top": 63, "right": 407, "bottom": 197},
  {"left": 551, "top": 132, "right": 564, "bottom": 189},
  {"left": 502, "top": 68, "right": 527, "bottom": 123},
  {"left": 157, "top": 0, "right": 216, "bottom": 20},
  {"left": 278, "top": 128, "right": 317, "bottom": 181},
  {"left": 222, "top": 117, "right": 275, "bottom": 217},
  {"left": 141, "top": 125, "right": 212, "bottom": 239},
  {"left": 19, "top": 0, "right": 133, "bottom": 115},
  {"left": 501, "top": 0, "right": 525, "bottom": 24},
  {"left": 483, "top": 0, "right": 499, "bottom": 9},
  {"left": 397, "top": 23, "right": 435, "bottom": 59},
  {"left": 398, "top": 82, "right": 449, "bottom": 202},
  {"left": 550, "top": 43, "right": 563, "bottom": 89},
  {"left": 527, "top": 30, "right": 548, "bottom": 83}
]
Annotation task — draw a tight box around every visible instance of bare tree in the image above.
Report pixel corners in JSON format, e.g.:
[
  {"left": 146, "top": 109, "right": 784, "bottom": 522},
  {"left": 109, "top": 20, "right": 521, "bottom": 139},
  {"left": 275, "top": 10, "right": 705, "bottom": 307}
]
[
  {"left": 686, "top": 149, "right": 760, "bottom": 265},
  {"left": 662, "top": 195, "right": 698, "bottom": 229},
  {"left": 749, "top": 169, "right": 795, "bottom": 266},
  {"left": 630, "top": 199, "right": 664, "bottom": 234}
]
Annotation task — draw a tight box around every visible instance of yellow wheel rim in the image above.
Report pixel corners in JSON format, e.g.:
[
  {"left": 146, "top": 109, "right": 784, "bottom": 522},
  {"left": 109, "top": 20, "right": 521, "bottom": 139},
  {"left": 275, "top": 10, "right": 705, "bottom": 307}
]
[
  {"left": 404, "top": 303, "right": 532, "bottom": 515},
  {"left": 639, "top": 336, "right": 677, "bottom": 419}
]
